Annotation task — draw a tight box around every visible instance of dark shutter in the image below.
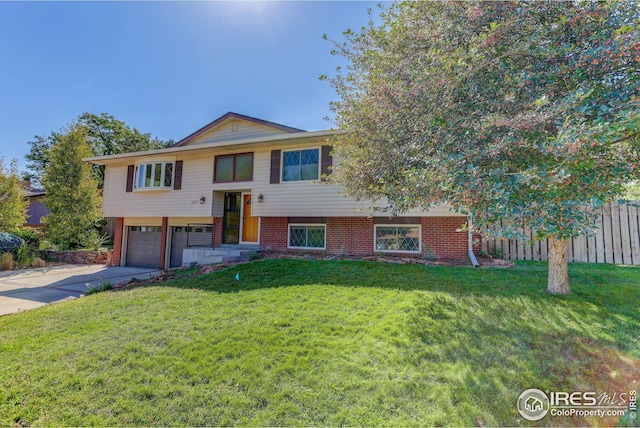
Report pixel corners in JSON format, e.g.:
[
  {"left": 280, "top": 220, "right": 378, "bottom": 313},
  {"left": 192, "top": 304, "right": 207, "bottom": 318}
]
[
  {"left": 174, "top": 160, "right": 183, "bottom": 190},
  {"left": 321, "top": 145, "right": 333, "bottom": 179},
  {"left": 270, "top": 150, "right": 281, "bottom": 184},
  {"left": 126, "top": 165, "right": 134, "bottom": 192}
]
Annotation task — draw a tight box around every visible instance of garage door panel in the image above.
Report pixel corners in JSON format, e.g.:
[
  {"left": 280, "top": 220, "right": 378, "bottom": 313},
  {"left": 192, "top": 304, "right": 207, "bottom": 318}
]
[
  {"left": 170, "top": 225, "right": 213, "bottom": 268},
  {"left": 126, "top": 226, "right": 161, "bottom": 268},
  {"left": 170, "top": 228, "right": 188, "bottom": 268}
]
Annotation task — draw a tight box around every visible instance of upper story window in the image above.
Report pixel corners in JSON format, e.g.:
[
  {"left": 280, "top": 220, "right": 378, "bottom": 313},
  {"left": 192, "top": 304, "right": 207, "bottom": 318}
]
[
  {"left": 134, "top": 162, "right": 174, "bottom": 190},
  {"left": 282, "top": 148, "right": 319, "bottom": 182},
  {"left": 214, "top": 153, "right": 253, "bottom": 182}
]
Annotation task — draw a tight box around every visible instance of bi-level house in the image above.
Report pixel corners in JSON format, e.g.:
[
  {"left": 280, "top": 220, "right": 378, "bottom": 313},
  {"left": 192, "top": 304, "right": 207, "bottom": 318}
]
[{"left": 85, "top": 112, "right": 471, "bottom": 269}]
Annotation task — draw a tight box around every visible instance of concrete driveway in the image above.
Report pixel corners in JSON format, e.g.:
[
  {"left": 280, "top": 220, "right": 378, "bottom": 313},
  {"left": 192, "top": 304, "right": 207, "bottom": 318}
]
[{"left": 0, "top": 265, "right": 161, "bottom": 316}]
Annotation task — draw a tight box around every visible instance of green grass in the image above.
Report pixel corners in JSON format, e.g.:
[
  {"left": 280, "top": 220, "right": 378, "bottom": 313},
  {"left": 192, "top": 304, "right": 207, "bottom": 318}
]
[{"left": 0, "top": 260, "right": 639, "bottom": 426}]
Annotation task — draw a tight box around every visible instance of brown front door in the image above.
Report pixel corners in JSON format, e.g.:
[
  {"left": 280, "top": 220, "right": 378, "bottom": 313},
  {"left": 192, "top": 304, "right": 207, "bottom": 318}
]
[{"left": 241, "top": 194, "right": 259, "bottom": 243}]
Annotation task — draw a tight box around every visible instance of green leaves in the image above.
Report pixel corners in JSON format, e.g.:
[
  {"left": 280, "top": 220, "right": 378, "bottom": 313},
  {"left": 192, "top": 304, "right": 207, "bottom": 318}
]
[
  {"left": 41, "top": 125, "right": 103, "bottom": 250},
  {"left": 0, "top": 157, "right": 28, "bottom": 232},
  {"left": 25, "top": 113, "right": 170, "bottom": 188},
  {"left": 325, "top": 0, "right": 639, "bottom": 242}
]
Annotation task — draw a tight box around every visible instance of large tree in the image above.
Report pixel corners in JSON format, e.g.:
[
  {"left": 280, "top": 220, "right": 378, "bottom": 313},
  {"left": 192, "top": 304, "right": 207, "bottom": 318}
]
[
  {"left": 41, "top": 124, "right": 102, "bottom": 249},
  {"left": 26, "top": 113, "right": 171, "bottom": 187},
  {"left": 325, "top": 1, "right": 640, "bottom": 294},
  {"left": 0, "top": 157, "right": 28, "bottom": 231}
]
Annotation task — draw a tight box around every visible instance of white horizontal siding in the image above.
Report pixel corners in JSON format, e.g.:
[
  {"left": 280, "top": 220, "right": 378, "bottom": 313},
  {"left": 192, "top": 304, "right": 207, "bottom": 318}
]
[
  {"left": 185, "top": 120, "right": 288, "bottom": 146},
  {"left": 251, "top": 146, "right": 464, "bottom": 217},
  {"left": 103, "top": 155, "right": 217, "bottom": 218},
  {"left": 102, "top": 141, "right": 464, "bottom": 219}
]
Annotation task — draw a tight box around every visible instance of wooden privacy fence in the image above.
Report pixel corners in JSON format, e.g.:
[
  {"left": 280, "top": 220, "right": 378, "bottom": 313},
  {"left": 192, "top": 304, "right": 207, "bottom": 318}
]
[{"left": 482, "top": 201, "right": 640, "bottom": 265}]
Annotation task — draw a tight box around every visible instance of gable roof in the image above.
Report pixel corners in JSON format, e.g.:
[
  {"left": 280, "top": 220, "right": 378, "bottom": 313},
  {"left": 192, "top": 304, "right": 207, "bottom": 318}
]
[{"left": 173, "top": 112, "right": 306, "bottom": 147}]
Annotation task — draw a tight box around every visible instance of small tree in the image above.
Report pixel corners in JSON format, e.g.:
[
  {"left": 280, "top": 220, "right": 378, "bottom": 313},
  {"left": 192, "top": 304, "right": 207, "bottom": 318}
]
[
  {"left": 0, "top": 157, "right": 28, "bottom": 231},
  {"left": 325, "top": 1, "right": 640, "bottom": 294},
  {"left": 41, "top": 124, "right": 102, "bottom": 249}
]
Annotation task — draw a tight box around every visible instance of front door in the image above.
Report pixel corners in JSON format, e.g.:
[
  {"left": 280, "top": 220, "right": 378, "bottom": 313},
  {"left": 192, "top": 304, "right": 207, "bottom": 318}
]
[
  {"left": 241, "top": 193, "right": 259, "bottom": 243},
  {"left": 223, "top": 193, "right": 241, "bottom": 244}
]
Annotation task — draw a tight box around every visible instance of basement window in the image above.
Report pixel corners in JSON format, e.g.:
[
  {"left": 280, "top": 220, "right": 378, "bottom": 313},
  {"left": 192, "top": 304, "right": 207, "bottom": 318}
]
[
  {"left": 374, "top": 225, "right": 421, "bottom": 253},
  {"left": 288, "top": 224, "right": 326, "bottom": 250}
]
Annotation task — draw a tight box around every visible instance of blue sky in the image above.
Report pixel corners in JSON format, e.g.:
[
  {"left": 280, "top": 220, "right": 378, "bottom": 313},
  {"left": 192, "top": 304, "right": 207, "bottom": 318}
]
[{"left": 0, "top": 1, "right": 385, "bottom": 172}]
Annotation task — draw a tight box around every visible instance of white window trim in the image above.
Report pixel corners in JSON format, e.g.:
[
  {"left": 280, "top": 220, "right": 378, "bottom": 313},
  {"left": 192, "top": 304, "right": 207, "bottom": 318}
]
[
  {"left": 287, "top": 223, "right": 327, "bottom": 250},
  {"left": 281, "top": 147, "right": 321, "bottom": 183},
  {"left": 374, "top": 224, "right": 422, "bottom": 254},
  {"left": 133, "top": 160, "right": 175, "bottom": 191}
]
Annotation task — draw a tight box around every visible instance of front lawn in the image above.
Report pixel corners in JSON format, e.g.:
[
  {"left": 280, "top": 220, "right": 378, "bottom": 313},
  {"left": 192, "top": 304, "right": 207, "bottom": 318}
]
[{"left": 0, "top": 260, "right": 638, "bottom": 426}]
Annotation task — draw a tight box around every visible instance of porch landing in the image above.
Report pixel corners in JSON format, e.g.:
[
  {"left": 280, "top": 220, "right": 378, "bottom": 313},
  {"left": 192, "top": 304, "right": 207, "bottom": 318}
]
[{"left": 181, "top": 244, "right": 261, "bottom": 267}]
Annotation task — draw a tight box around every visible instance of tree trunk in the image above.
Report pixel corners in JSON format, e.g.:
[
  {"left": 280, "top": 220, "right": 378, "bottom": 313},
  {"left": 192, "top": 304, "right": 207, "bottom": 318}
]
[{"left": 547, "top": 236, "right": 571, "bottom": 294}]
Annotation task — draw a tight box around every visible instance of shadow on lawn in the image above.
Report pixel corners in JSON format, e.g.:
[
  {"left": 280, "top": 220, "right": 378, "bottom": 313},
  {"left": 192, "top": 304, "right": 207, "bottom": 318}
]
[
  {"left": 406, "top": 291, "right": 640, "bottom": 426},
  {"left": 162, "top": 259, "right": 639, "bottom": 314},
  {"left": 154, "top": 258, "right": 640, "bottom": 426}
]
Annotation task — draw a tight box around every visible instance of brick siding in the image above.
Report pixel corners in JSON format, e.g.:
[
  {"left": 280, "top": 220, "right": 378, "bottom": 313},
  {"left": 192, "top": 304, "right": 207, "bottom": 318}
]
[
  {"left": 326, "top": 217, "right": 374, "bottom": 255},
  {"left": 111, "top": 217, "right": 124, "bottom": 266},
  {"left": 159, "top": 217, "right": 168, "bottom": 270},
  {"left": 260, "top": 216, "right": 470, "bottom": 260},
  {"left": 212, "top": 217, "right": 223, "bottom": 247},
  {"left": 421, "top": 217, "right": 468, "bottom": 259},
  {"left": 259, "top": 217, "right": 289, "bottom": 252}
]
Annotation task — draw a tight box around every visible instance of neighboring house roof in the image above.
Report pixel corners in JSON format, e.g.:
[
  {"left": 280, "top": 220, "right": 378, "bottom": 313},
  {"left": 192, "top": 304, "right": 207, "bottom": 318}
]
[
  {"left": 172, "top": 112, "right": 306, "bottom": 147},
  {"left": 25, "top": 187, "right": 46, "bottom": 198},
  {"left": 20, "top": 182, "right": 45, "bottom": 197},
  {"left": 22, "top": 184, "right": 49, "bottom": 226}
]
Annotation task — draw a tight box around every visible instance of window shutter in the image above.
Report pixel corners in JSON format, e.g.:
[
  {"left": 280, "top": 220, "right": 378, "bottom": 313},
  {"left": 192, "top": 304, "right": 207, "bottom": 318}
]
[
  {"left": 321, "top": 145, "right": 333, "bottom": 179},
  {"left": 270, "top": 150, "right": 281, "bottom": 184},
  {"left": 126, "top": 165, "right": 134, "bottom": 192},
  {"left": 174, "top": 160, "right": 183, "bottom": 190}
]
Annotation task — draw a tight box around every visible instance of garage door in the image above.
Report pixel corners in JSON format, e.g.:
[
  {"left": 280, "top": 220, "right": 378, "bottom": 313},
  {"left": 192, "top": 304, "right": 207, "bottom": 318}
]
[
  {"left": 170, "top": 225, "right": 213, "bottom": 268},
  {"left": 126, "top": 226, "right": 162, "bottom": 268}
]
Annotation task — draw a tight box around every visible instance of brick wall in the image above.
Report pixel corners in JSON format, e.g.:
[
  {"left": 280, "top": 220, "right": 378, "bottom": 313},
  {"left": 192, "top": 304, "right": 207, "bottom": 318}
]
[
  {"left": 421, "top": 217, "right": 468, "bottom": 259},
  {"left": 260, "top": 216, "right": 470, "bottom": 260},
  {"left": 111, "top": 217, "right": 124, "bottom": 266},
  {"left": 212, "top": 217, "right": 223, "bottom": 247},
  {"left": 260, "top": 217, "right": 289, "bottom": 251},
  {"left": 159, "top": 217, "right": 168, "bottom": 270},
  {"left": 326, "top": 217, "right": 374, "bottom": 255}
]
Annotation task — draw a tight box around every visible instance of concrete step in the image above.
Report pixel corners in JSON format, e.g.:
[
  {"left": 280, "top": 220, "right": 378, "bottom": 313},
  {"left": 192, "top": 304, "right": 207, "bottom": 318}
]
[
  {"left": 217, "top": 244, "right": 261, "bottom": 251},
  {"left": 182, "top": 246, "right": 260, "bottom": 267}
]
